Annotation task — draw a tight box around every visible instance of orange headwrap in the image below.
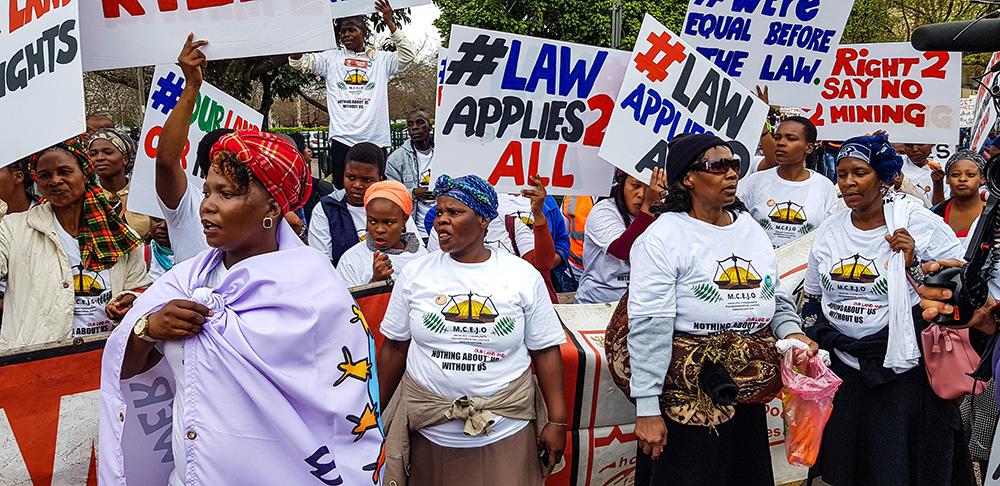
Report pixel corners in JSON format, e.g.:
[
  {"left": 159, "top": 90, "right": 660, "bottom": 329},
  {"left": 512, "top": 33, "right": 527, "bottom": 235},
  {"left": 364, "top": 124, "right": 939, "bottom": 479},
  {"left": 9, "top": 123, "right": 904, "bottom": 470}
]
[
  {"left": 364, "top": 180, "right": 413, "bottom": 216},
  {"left": 210, "top": 130, "right": 312, "bottom": 213}
]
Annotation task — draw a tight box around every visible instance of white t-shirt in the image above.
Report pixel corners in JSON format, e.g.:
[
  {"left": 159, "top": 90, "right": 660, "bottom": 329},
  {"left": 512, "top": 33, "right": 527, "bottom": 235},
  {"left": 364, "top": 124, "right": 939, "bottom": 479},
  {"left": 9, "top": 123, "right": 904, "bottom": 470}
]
[
  {"left": 414, "top": 148, "right": 434, "bottom": 236},
  {"left": 146, "top": 245, "right": 174, "bottom": 282},
  {"left": 347, "top": 203, "right": 368, "bottom": 241},
  {"left": 164, "top": 262, "right": 228, "bottom": 486},
  {"left": 157, "top": 182, "right": 209, "bottom": 264},
  {"left": 902, "top": 156, "right": 950, "bottom": 201},
  {"left": 629, "top": 211, "right": 778, "bottom": 335},
  {"left": 426, "top": 195, "right": 535, "bottom": 256},
  {"left": 336, "top": 241, "right": 429, "bottom": 287},
  {"left": 738, "top": 168, "right": 839, "bottom": 248},
  {"left": 804, "top": 207, "right": 963, "bottom": 369},
  {"left": 54, "top": 215, "right": 113, "bottom": 338},
  {"left": 312, "top": 48, "right": 398, "bottom": 147},
  {"left": 575, "top": 199, "right": 631, "bottom": 304},
  {"left": 380, "top": 250, "right": 565, "bottom": 448}
]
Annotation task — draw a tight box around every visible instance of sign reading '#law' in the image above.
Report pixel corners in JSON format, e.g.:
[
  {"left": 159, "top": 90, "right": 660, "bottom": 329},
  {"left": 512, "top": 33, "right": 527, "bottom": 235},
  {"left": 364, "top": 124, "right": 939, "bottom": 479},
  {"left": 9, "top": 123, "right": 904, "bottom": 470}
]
[
  {"left": 79, "top": 0, "right": 336, "bottom": 71},
  {"left": 127, "top": 64, "right": 263, "bottom": 219},
  {"left": 435, "top": 25, "right": 627, "bottom": 196},
  {"left": 1, "top": 0, "right": 85, "bottom": 163},
  {"left": 600, "top": 14, "right": 769, "bottom": 181}
]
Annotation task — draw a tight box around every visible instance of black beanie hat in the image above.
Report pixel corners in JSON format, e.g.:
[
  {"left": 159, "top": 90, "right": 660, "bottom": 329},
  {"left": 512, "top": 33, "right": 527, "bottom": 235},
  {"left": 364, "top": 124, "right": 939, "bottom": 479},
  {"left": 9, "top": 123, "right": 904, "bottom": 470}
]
[{"left": 666, "top": 134, "right": 731, "bottom": 185}]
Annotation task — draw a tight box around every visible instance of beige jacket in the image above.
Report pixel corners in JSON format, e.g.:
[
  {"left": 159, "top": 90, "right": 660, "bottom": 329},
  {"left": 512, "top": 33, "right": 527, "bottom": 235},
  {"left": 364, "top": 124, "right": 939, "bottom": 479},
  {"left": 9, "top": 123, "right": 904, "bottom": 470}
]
[{"left": 0, "top": 203, "right": 150, "bottom": 351}]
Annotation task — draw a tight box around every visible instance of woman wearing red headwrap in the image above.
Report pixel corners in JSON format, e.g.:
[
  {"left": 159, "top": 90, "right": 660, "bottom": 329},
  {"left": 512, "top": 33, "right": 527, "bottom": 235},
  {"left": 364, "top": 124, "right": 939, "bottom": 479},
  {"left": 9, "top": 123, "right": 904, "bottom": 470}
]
[
  {"left": 0, "top": 138, "right": 150, "bottom": 351},
  {"left": 103, "top": 129, "right": 383, "bottom": 485}
]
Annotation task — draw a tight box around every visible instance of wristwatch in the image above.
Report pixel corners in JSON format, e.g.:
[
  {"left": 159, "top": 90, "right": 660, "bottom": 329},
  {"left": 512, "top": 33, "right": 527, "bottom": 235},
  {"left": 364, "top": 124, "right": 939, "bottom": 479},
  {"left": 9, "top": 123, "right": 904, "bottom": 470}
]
[
  {"left": 906, "top": 260, "right": 927, "bottom": 285},
  {"left": 133, "top": 316, "right": 157, "bottom": 343}
]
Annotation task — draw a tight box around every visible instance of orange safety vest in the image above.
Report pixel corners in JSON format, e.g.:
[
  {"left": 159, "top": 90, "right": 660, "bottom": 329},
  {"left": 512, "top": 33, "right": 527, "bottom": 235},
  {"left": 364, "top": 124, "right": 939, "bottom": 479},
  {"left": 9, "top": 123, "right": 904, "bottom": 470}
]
[{"left": 561, "top": 196, "right": 594, "bottom": 271}]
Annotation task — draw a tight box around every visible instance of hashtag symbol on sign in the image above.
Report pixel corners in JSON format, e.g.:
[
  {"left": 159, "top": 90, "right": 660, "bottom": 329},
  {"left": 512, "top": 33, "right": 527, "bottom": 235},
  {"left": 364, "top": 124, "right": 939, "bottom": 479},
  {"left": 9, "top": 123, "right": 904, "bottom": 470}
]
[
  {"left": 445, "top": 34, "right": 508, "bottom": 86},
  {"left": 150, "top": 72, "right": 186, "bottom": 115},
  {"left": 634, "top": 31, "right": 687, "bottom": 83}
]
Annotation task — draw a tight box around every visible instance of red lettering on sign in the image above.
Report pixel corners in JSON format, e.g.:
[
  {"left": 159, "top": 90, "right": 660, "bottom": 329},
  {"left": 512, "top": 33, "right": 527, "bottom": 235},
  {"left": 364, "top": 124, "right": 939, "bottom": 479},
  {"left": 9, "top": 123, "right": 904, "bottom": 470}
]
[
  {"left": 144, "top": 125, "right": 192, "bottom": 169},
  {"left": 489, "top": 141, "right": 574, "bottom": 189},
  {"left": 102, "top": 0, "right": 253, "bottom": 18},
  {"left": 8, "top": 0, "right": 72, "bottom": 33}
]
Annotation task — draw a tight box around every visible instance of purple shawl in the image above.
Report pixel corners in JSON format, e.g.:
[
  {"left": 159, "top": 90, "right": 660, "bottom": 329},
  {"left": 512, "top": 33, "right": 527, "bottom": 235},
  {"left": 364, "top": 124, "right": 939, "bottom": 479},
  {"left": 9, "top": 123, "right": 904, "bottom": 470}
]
[{"left": 99, "top": 222, "right": 384, "bottom": 485}]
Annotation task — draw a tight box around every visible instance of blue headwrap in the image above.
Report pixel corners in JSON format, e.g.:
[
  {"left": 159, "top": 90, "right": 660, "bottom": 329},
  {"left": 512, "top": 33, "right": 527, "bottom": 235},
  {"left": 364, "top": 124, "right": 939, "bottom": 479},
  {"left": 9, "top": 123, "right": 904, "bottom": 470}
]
[
  {"left": 837, "top": 134, "right": 904, "bottom": 184},
  {"left": 433, "top": 174, "right": 499, "bottom": 220}
]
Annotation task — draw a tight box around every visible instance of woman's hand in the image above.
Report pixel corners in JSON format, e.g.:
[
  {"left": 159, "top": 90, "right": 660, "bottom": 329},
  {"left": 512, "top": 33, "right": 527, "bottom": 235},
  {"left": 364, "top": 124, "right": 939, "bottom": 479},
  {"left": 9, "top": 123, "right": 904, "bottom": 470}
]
[
  {"left": 146, "top": 299, "right": 212, "bottom": 340},
  {"left": 375, "top": 0, "right": 397, "bottom": 33},
  {"left": 105, "top": 293, "right": 137, "bottom": 321},
  {"left": 537, "top": 422, "right": 566, "bottom": 476},
  {"left": 520, "top": 175, "right": 549, "bottom": 224},
  {"left": 177, "top": 33, "right": 208, "bottom": 89},
  {"left": 785, "top": 332, "right": 819, "bottom": 356},
  {"left": 885, "top": 228, "right": 916, "bottom": 268},
  {"left": 635, "top": 415, "right": 667, "bottom": 459},
  {"left": 641, "top": 167, "right": 667, "bottom": 215},
  {"left": 372, "top": 251, "right": 394, "bottom": 282},
  {"left": 755, "top": 85, "right": 770, "bottom": 105}
]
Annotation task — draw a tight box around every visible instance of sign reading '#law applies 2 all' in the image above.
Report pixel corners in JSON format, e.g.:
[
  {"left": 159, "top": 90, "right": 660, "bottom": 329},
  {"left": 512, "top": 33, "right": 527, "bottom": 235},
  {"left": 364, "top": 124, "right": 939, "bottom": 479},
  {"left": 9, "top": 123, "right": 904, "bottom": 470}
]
[
  {"left": 1, "top": 0, "right": 85, "bottom": 163},
  {"left": 681, "top": 0, "right": 854, "bottom": 108},
  {"left": 79, "top": 0, "right": 336, "bottom": 71},
  {"left": 435, "top": 25, "right": 627, "bottom": 197},
  {"left": 600, "top": 14, "right": 769, "bottom": 181},
  {"left": 804, "top": 43, "right": 961, "bottom": 145}
]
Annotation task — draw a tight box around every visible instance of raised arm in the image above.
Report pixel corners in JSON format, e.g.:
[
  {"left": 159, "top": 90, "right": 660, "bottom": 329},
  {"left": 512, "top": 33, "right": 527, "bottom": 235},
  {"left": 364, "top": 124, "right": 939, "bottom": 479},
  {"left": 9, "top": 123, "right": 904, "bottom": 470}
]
[{"left": 156, "top": 34, "right": 206, "bottom": 210}]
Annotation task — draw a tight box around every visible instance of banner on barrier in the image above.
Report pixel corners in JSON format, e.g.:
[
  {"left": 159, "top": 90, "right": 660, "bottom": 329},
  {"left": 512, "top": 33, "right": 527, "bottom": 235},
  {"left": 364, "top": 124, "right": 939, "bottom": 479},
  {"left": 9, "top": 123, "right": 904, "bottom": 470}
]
[
  {"left": 805, "top": 43, "right": 961, "bottom": 144},
  {"left": 331, "top": 0, "right": 430, "bottom": 17},
  {"left": 80, "top": 0, "right": 335, "bottom": 71},
  {"left": 600, "top": 14, "right": 770, "bottom": 181},
  {"left": 970, "top": 52, "right": 1000, "bottom": 152},
  {"left": 127, "top": 64, "right": 263, "bottom": 219},
  {"left": 1, "top": 0, "right": 85, "bottom": 163},
  {"left": 681, "top": 0, "right": 854, "bottom": 107},
  {"left": 435, "top": 25, "right": 627, "bottom": 196}
]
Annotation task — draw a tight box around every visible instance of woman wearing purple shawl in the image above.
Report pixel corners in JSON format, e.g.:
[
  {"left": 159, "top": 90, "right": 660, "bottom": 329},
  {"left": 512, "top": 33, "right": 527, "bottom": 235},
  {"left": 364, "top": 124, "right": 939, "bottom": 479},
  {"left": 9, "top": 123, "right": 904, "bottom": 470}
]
[{"left": 98, "top": 39, "right": 383, "bottom": 486}]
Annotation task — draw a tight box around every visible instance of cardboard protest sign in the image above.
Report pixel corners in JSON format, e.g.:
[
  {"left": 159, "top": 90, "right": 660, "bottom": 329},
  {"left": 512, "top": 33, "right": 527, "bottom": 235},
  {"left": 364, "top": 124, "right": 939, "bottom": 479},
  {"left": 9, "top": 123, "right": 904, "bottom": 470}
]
[
  {"left": 961, "top": 95, "right": 977, "bottom": 128},
  {"left": 330, "top": 0, "right": 430, "bottom": 17},
  {"left": 435, "top": 25, "right": 627, "bottom": 196},
  {"left": 80, "top": 0, "right": 336, "bottom": 72},
  {"left": 805, "top": 43, "right": 961, "bottom": 144},
  {"left": 600, "top": 14, "right": 769, "bottom": 181},
  {"left": 127, "top": 64, "right": 262, "bottom": 218},
  {"left": 681, "top": 0, "right": 853, "bottom": 107},
  {"left": 1, "top": 0, "right": 85, "bottom": 163},
  {"left": 970, "top": 52, "right": 1000, "bottom": 152}
]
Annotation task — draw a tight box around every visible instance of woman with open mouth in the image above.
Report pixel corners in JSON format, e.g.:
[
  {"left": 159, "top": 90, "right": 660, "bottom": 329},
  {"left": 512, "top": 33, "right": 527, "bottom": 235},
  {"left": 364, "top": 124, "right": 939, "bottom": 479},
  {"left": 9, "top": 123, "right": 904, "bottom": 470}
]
[
  {"left": 99, "top": 123, "right": 382, "bottom": 483},
  {"left": 336, "top": 180, "right": 428, "bottom": 287},
  {"left": 802, "top": 133, "right": 970, "bottom": 485}
]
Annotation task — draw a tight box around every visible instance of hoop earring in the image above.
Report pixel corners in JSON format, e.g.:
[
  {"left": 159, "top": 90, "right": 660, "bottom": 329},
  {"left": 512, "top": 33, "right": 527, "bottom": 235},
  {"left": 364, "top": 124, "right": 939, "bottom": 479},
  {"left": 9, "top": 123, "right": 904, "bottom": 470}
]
[{"left": 262, "top": 217, "right": 274, "bottom": 229}]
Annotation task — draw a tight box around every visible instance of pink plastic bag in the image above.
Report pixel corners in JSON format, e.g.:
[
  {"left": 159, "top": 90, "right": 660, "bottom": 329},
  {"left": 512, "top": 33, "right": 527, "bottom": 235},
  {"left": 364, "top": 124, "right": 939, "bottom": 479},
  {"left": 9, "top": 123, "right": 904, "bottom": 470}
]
[{"left": 780, "top": 347, "right": 843, "bottom": 467}]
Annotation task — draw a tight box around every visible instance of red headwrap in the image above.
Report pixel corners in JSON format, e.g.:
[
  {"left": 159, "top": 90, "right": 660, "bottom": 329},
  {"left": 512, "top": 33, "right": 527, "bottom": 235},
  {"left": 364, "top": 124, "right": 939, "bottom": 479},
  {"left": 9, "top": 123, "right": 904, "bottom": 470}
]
[{"left": 209, "top": 131, "right": 312, "bottom": 213}]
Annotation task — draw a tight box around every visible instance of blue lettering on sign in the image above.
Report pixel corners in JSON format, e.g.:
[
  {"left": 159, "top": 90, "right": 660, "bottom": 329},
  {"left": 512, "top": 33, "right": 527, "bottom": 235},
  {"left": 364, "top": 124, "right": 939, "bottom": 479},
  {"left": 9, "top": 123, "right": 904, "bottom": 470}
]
[
  {"left": 620, "top": 83, "right": 708, "bottom": 139},
  {"left": 501, "top": 41, "right": 607, "bottom": 98},
  {"left": 730, "top": 0, "right": 820, "bottom": 22},
  {"left": 760, "top": 54, "right": 822, "bottom": 83},
  {"left": 684, "top": 12, "right": 753, "bottom": 42},
  {"left": 762, "top": 21, "right": 836, "bottom": 53},
  {"left": 697, "top": 47, "right": 749, "bottom": 76}
]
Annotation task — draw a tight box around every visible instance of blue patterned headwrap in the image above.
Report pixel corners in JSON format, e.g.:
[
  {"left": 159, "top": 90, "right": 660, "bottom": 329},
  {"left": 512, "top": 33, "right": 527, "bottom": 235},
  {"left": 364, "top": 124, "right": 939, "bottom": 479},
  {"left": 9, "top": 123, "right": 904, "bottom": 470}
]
[
  {"left": 433, "top": 174, "right": 499, "bottom": 220},
  {"left": 837, "top": 134, "right": 904, "bottom": 184}
]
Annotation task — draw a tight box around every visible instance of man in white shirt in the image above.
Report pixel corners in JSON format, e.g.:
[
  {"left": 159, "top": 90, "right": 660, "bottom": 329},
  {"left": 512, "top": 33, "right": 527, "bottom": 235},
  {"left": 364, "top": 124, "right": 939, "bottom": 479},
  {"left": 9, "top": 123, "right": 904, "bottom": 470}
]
[
  {"left": 289, "top": 0, "right": 414, "bottom": 190},
  {"left": 386, "top": 109, "right": 435, "bottom": 237}
]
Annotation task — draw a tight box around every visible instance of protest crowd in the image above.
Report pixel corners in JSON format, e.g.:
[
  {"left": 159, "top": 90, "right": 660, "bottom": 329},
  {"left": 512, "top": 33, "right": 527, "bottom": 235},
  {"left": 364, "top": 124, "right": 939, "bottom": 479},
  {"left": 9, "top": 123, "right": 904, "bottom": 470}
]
[{"left": 5, "top": 0, "right": 1000, "bottom": 485}]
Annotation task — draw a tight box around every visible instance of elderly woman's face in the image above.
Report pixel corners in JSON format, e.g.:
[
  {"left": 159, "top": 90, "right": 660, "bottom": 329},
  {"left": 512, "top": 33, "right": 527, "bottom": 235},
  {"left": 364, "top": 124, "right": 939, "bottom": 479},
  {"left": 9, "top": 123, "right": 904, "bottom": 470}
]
[
  {"left": 89, "top": 139, "right": 128, "bottom": 180},
  {"left": 684, "top": 145, "right": 739, "bottom": 209},
  {"left": 434, "top": 195, "right": 488, "bottom": 254},
  {"left": 200, "top": 164, "right": 277, "bottom": 252},
  {"left": 946, "top": 159, "right": 984, "bottom": 199},
  {"left": 837, "top": 157, "right": 883, "bottom": 211},
  {"left": 34, "top": 149, "right": 87, "bottom": 208}
]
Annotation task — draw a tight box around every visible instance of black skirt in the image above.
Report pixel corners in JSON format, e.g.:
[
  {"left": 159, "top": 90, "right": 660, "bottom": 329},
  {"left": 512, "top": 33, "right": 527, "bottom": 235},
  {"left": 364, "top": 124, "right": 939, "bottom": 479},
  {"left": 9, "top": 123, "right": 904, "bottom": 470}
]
[
  {"left": 808, "top": 354, "right": 975, "bottom": 486},
  {"left": 635, "top": 403, "right": 774, "bottom": 486}
]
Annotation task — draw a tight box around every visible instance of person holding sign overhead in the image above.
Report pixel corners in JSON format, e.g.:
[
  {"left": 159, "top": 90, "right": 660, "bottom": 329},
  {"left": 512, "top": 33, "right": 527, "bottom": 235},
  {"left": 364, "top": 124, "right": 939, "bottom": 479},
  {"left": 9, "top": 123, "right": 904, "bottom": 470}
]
[
  {"left": 737, "top": 116, "right": 839, "bottom": 248},
  {"left": 801, "top": 134, "right": 971, "bottom": 486},
  {"left": 290, "top": 0, "right": 415, "bottom": 188},
  {"left": 627, "top": 134, "right": 815, "bottom": 486}
]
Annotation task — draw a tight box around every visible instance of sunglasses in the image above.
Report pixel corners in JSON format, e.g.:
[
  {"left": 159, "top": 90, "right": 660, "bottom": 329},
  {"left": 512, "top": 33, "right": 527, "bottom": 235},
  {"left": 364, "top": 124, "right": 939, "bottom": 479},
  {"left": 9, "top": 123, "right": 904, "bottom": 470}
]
[{"left": 689, "top": 158, "right": 741, "bottom": 174}]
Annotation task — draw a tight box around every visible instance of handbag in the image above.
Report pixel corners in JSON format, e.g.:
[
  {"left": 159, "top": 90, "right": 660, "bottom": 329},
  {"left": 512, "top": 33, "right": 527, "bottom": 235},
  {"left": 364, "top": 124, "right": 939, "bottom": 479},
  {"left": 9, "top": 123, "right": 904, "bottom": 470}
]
[{"left": 921, "top": 324, "right": 987, "bottom": 399}]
